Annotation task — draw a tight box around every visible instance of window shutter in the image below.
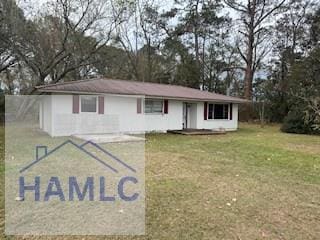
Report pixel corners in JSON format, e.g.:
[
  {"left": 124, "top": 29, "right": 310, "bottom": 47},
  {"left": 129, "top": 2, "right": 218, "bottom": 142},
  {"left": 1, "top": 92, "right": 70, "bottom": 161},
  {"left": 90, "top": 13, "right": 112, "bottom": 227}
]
[
  {"left": 137, "top": 98, "right": 142, "bottom": 114},
  {"left": 72, "top": 95, "right": 79, "bottom": 114},
  {"left": 98, "top": 96, "right": 104, "bottom": 114},
  {"left": 164, "top": 99, "right": 168, "bottom": 114},
  {"left": 229, "top": 103, "right": 233, "bottom": 120},
  {"left": 204, "top": 102, "right": 208, "bottom": 120}
]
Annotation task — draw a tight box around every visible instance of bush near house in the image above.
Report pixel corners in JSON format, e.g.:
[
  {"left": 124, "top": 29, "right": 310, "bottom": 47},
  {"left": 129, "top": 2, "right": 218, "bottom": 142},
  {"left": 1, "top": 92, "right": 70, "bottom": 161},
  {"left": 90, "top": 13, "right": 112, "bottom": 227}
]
[
  {"left": 281, "top": 47, "right": 320, "bottom": 135},
  {"left": 281, "top": 108, "right": 320, "bottom": 135}
]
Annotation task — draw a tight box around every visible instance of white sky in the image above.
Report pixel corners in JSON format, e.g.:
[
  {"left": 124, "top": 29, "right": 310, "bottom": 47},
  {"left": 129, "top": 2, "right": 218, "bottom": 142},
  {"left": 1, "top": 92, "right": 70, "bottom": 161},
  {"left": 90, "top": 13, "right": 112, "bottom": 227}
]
[{"left": 18, "top": 0, "right": 239, "bottom": 19}]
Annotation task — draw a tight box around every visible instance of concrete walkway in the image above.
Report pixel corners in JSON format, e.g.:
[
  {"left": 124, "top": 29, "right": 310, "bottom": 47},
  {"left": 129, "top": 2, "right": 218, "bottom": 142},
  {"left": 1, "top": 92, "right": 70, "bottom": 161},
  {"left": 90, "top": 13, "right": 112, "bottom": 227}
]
[{"left": 73, "top": 133, "right": 145, "bottom": 143}]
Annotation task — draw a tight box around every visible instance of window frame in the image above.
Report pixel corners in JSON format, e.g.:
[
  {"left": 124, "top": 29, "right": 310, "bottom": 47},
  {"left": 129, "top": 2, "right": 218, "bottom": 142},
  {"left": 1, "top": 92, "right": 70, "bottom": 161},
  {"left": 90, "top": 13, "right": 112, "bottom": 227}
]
[
  {"left": 80, "top": 95, "right": 98, "bottom": 113},
  {"left": 207, "top": 103, "right": 230, "bottom": 120},
  {"left": 144, "top": 99, "right": 164, "bottom": 114}
]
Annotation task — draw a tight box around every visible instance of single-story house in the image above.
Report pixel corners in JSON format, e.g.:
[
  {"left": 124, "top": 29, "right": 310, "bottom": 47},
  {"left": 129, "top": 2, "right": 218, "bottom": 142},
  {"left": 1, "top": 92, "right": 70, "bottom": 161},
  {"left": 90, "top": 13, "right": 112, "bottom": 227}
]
[{"left": 36, "top": 78, "right": 247, "bottom": 137}]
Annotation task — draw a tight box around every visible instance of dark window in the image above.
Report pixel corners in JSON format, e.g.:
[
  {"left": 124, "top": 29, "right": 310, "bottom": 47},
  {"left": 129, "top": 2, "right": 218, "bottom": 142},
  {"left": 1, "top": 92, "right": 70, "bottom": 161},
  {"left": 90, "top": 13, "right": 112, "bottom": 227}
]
[
  {"left": 144, "top": 99, "right": 163, "bottom": 114},
  {"left": 208, "top": 104, "right": 229, "bottom": 119},
  {"left": 208, "top": 104, "right": 214, "bottom": 119},
  {"left": 81, "top": 96, "right": 97, "bottom": 112}
]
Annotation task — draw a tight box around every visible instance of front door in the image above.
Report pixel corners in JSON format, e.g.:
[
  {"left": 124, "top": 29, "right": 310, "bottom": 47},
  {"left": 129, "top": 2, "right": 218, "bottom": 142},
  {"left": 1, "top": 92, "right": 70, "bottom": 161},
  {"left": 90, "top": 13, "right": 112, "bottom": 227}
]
[{"left": 183, "top": 103, "right": 191, "bottom": 129}]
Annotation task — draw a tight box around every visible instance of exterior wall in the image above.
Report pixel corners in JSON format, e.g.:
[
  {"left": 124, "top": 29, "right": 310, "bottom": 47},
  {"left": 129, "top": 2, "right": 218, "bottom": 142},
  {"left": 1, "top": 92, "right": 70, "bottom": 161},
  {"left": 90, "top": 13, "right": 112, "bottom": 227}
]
[
  {"left": 39, "top": 101, "right": 42, "bottom": 129},
  {"left": 46, "top": 95, "right": 185, "bottom": 136},
  {"left": 50, "top": 94, "right": 144, "bottom": 136},
  {"left": 145, "top": 100, "right": 183, "bottom": 132},
  {"left": 103, "top": 95, "right": 145, "bottom": 133},
  {"left": 42, "top": 94, "right": 239, "bottom": 136},
  {"left": 41, "top": 96, "right": 53, "bottom": 135},
  {"left": 196, "top": 102, "right": 238, "bottom": 131}
]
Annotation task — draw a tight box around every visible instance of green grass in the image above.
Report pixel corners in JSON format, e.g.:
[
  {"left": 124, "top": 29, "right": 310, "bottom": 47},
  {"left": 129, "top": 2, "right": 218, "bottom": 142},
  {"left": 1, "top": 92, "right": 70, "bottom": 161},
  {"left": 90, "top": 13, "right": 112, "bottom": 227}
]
[{"left": 1, "top": 124, "right": 320, "bottom": 239}]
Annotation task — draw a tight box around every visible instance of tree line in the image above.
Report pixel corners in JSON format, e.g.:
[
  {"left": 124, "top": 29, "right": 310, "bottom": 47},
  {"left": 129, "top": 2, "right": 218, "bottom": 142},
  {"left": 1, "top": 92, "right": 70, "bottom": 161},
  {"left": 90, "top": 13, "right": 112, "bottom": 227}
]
[{"left": 0, "top": 0, "right": 319, "bottom": 133}]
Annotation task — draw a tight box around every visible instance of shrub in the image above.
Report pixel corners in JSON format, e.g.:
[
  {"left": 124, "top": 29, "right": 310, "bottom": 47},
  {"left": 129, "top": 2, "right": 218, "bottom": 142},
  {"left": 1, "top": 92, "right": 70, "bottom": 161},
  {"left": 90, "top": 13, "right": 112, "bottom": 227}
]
[{"left": 281, "top": 109, "right": 320, "bottom": 135}]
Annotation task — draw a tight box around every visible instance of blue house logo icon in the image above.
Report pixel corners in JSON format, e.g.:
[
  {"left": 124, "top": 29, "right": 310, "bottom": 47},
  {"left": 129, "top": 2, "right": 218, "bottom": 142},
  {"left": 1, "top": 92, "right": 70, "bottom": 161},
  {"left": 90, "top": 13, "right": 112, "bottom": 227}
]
[
  {"left": 18, "top": 140, "right": 139, "bottom": 202},
  {"left": 20, "top": 140, "right": 136, "bottom": 173}
]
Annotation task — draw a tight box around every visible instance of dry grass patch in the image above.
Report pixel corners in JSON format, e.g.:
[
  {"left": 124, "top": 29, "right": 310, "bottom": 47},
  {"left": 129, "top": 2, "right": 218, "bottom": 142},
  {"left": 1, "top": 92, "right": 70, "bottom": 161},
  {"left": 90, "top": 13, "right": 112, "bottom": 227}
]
[{"left": 1, "top": 123, "right": 320, "bottom": 239}]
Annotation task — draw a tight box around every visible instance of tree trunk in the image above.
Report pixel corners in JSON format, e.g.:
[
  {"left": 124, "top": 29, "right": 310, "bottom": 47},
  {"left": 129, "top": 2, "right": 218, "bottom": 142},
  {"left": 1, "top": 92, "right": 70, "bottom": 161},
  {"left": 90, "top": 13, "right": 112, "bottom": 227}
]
[
  {"left": 244, "top": 66, "right": 253, "bottom": 99},
  {"left": 194, "top": 0, "right": 201, "bottom": 89},
  {"left": 244, "top": 2, "right": 255, "bottom": 100},
  {"left": 260, "top": 100, "right": 265, "bottom": 128}
]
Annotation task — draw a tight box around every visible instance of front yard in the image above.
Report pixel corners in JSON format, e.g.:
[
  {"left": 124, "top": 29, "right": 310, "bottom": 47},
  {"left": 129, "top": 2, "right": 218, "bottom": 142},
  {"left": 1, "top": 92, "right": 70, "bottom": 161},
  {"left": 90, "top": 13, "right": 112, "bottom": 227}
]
[{"left": 1, "top": 123, "right": 320, "bottom": 239}]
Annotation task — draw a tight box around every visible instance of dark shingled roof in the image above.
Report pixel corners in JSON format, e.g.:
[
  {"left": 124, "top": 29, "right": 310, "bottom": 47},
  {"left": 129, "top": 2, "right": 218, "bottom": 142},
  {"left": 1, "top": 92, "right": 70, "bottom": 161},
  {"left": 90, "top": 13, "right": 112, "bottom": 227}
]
[{"left": 36, "top": 78, "right": 248, "bottom": 103}]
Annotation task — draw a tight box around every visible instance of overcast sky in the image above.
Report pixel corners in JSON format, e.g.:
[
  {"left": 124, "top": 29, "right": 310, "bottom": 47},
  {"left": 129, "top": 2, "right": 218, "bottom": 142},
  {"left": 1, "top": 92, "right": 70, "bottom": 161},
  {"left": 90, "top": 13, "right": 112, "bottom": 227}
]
[{"left": 17, "top": 0, "right": 238, "bottom": 19}]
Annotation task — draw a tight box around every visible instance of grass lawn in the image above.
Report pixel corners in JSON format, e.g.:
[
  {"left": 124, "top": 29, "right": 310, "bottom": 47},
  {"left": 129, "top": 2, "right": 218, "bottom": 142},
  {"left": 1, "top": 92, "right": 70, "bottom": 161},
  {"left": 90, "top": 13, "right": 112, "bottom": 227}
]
[{"left": 1, "top": 123, "right": 320, "bottom": 239}]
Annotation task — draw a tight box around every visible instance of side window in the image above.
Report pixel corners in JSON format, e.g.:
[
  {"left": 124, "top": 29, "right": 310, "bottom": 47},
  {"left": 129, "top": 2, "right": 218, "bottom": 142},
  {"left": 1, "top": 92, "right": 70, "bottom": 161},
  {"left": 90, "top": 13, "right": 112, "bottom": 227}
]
[
  {"left": 208, "top": 104, "right": 229, "bottom": 119},
  {"left": 81, "top": 96, "right": 97, "bottom": 113},
  {"left": 208, "top": 104, "right": 214, "bottom": 119},
  {"left": 213, "top": 104, "right": 229, "bottom": 119},
  {"left": 144, "top": 99, "right": 163, "bottom": 114}
]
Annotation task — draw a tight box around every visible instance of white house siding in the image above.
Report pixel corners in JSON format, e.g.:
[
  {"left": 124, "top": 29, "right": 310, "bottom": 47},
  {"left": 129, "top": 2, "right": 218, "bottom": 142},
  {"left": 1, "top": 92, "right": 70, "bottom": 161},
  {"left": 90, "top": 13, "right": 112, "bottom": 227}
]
[
  {"left": 51, "top": 94, "right": 78, "bottom": 136},
  {"left": 46, "top": 95, "right": 184, "bottom": 136},
  {"left": 49, "top": 94, "right": 143, "bottom": 136},
  {"left": 41, "top": 96, "right": 53, "bottom": 135},
  {"left": 42, "top": 95, "right": 238, "bottom": 136},
  {"left": 145, "top": 100, "right": 183, "bottom": 132},
  {"left": 101, "top": 95, "right": 147, "bottom": 133}
]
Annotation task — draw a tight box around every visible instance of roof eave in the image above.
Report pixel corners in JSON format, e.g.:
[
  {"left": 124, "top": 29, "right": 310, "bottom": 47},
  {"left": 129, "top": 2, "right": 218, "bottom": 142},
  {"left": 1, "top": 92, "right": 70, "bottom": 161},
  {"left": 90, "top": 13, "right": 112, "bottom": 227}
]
[{"left": 37, "top": 89, "right": 249, "bottom": 103}]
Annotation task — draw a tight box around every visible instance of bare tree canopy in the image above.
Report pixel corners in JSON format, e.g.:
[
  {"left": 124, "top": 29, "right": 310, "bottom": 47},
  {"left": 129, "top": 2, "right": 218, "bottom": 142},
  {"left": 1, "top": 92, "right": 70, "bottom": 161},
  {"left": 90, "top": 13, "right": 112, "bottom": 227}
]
[
  {"left": 225, "top": 0, "right": 286, "bottom": 100},
  {"left": 5, "top": 0, "right": 125, "bottom": 94}
]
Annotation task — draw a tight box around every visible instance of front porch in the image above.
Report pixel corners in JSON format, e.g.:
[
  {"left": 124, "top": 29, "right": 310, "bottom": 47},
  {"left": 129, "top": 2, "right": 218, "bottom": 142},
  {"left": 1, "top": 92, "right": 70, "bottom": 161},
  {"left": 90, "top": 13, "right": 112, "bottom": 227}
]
[{"left": 167, "top": 128, "right": 226, "bottom": 135}]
